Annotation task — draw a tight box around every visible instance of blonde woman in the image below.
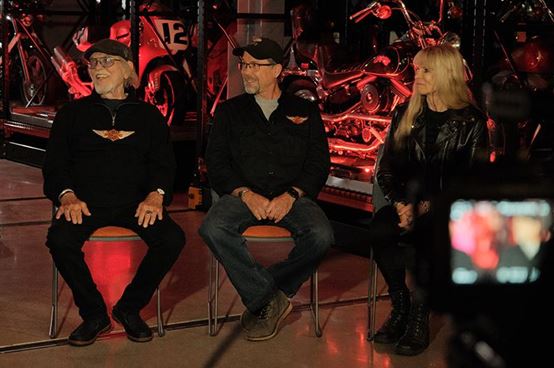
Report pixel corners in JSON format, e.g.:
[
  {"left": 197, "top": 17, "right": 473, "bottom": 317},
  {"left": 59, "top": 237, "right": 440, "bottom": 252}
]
[{"left": 369, "top": 45, "right": 488, "bottom": 355}]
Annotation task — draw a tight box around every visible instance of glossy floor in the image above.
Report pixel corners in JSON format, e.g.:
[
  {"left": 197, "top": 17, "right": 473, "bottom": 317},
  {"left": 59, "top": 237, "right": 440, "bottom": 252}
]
[{"left": 0, "top": 159, "right": 451, "bottom": 367}]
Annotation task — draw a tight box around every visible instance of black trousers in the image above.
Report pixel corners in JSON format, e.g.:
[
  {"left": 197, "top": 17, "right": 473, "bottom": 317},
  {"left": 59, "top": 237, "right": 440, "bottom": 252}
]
[
  {"left": 46, "top": 204, "right": 185, "bottom": 320},
  {"left": 368, "top": 205, "right": 431, "bottom": 295}
]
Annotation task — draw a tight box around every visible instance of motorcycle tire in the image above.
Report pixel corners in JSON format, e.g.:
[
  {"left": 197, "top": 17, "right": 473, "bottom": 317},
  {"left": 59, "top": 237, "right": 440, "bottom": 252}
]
[
  {"left": 17, "top": 49, "right": 51, "bottom": 106},
  {"left": 144, "top": 71, "right": 191, "bottom": 126}
]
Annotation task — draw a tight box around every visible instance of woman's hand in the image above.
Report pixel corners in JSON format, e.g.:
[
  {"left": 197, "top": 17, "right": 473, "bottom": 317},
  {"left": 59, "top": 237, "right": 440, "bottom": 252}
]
[{"left": 394, "top": 202, "right": 414, "bottom": 231}]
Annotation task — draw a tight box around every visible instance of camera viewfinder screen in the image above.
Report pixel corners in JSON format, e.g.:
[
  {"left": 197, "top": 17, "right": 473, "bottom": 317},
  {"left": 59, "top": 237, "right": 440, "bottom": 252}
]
[{"left": 449, "top": 199, "right": 551, "bottom": 285}]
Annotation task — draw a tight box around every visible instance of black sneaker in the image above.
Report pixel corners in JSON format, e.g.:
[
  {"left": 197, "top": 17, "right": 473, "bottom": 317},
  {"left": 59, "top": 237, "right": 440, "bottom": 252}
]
[
  {"left": 68, "top": 316, "right": 112, "bottom": 347},
  {"left": 246, "top": 290, "right": 292, "bottom": 341},
  {"left": 112, "top": 306, "right": 153, "bottom": 342}
]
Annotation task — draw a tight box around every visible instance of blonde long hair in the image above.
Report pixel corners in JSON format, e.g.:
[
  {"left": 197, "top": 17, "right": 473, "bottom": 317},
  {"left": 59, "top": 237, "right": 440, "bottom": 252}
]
[{"left": 394, "top": 45, "right": 473, "bottom": 144}]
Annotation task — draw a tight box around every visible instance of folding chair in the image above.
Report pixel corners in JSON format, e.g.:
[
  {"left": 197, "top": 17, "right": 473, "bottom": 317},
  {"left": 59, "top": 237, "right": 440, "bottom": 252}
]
[{"left": 48, "top": 226, "right": 165, "bottom": 338}]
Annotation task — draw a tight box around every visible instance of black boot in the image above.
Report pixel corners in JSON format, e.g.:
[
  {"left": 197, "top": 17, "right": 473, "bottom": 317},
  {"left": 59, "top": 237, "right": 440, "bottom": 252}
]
[
  {"left": 373, "top": 289, "right": 411, "bottom": 344},
  {"left": 395, "top": 302, "right": 430, "bottom": 355}
]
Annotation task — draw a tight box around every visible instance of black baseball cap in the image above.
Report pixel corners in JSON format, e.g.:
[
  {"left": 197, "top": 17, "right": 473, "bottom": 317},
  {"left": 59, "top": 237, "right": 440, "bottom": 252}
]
[
  {"left": 233, "top": 37, "right": 284, "bottom": 64},
  {"left": 84, "top": 39, "right": 133, "bottom": 61}
]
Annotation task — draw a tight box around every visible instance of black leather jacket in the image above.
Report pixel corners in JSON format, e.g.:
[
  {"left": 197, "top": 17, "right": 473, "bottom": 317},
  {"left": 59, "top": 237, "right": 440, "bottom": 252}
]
[{"left": 377, "top": 103, "right": 488, "bottom": 203}]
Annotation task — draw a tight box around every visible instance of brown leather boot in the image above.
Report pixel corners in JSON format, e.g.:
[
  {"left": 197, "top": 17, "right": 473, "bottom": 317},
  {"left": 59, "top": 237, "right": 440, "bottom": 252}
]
[{"left": 373, "top": 289, "right": 411, "bottom": 344}]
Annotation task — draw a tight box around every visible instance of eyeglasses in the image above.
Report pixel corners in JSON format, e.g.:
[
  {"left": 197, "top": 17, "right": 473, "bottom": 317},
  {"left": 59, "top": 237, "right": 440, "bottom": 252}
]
[
  {"left": 87, "top": 56, "right": 124, "bottom": 69},
  {"left": 237, "top": 61, "right": 276, "bottom": 71}
]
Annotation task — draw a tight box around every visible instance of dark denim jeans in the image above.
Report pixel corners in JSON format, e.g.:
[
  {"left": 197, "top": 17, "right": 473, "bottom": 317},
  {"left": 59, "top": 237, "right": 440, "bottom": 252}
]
[{"left": 199, "top": 195, "right": 334, "bottom": 312}]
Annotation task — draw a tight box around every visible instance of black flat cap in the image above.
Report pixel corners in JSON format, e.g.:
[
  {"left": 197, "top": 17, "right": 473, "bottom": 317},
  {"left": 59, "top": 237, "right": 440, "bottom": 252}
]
[
  {"left": 233, "top": 37, "right": 284, "bottom": 64},
  {"left": 84, "top": 39, "right": 133, "bottom": 61}
]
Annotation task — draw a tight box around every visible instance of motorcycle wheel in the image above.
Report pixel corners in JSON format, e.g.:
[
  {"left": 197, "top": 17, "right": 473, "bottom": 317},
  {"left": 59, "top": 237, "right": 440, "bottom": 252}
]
[
  {"left": 19, "top": 50, "right": 49, "bottom": 105},
  {"left": 144, "top": 71, "right": 188, "bottom": 126}
]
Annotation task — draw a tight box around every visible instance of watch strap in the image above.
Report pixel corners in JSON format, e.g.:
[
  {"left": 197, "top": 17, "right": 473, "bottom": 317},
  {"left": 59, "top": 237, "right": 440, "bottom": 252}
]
[{"left": 286, "top": 187, "right": 300, "bottom": 200}]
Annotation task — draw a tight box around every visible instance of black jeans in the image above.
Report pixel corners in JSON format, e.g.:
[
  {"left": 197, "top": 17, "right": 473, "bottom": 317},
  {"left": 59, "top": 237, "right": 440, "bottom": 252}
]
[
  {"left": 369, "top": 205, "right": 431, "bottom": 294},
  {"left": 46, "top": 204, "right": 185, "bottom": 320},
  {"left": 199, "top": 195, "right": 334, "bottom": 312}
]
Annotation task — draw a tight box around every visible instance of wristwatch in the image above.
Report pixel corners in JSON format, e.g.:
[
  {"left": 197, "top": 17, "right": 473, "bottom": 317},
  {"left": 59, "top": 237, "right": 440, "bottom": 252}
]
[
  {"left": 156, "top": 188, "right": 165, "bottom": 197},
  {"left": 286, "top": 187, "right": 300, "bottom": 200}
]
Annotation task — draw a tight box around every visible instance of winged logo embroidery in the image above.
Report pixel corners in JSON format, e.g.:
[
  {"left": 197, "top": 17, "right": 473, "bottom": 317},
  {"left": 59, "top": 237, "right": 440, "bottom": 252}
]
[
  {"left": 286, "top": 115, "right": 308, "bottom": 125},
  {"left": 93, "top": 129, "right": 135, "bottom": 142}
]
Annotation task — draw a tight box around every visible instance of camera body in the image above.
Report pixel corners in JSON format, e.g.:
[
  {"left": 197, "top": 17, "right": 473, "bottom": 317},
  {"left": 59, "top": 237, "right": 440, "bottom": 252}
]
[
  {"left": 427, "top": 162, "right": 554, "bottom": 367},
  {"left": 429, "top": 163, "right": 553, "bottom": 315}
]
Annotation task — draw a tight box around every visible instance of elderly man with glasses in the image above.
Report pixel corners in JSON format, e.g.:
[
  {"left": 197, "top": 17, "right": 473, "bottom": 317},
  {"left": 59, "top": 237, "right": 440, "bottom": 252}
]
[
  {"left": 43, "top": 39, "right": 185, "bottom": 346},
  {"left": 199, "top": 37, "right": 334, "bottom": 341}
]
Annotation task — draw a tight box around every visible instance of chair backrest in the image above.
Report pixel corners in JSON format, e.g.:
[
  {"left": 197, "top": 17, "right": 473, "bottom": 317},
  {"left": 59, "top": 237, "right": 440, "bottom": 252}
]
[{"left": 371, "top": 144, "right": 391, "bottom": 212}]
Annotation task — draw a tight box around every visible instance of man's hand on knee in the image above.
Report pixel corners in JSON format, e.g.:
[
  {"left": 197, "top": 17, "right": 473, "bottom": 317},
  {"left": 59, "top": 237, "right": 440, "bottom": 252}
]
[
  {"left": 56, "top": 192, "right": 91, "bottom": 224},
  {"left": 240, "top": 191, "right": 270, "bottom": 221},
  {"left": 267, "top": 194, "right": 295, "bottom": 223},
  {"left": 135, "top": 191, "right": 164, "bottom": 228}
]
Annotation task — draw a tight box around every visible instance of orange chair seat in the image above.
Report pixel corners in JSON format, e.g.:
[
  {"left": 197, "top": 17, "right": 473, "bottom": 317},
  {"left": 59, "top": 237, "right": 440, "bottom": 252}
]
[
  {"left": 242, "top": 225, "right": 292, "bottom": 239},
  {"left": 89, "top": 226, "right": 140, "bottom": 240}
]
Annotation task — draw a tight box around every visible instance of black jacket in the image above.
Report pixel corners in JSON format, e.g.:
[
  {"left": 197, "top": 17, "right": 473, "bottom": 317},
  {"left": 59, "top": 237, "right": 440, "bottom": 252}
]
[
  {"left": 206, "top": 93, "right": 330, "bottom": 199},
  {"left": 377, "top": 103, "right": 488, "bottom": 203},
  {"left": 43, "top": 92, "right": 175, "bottom": 207}
]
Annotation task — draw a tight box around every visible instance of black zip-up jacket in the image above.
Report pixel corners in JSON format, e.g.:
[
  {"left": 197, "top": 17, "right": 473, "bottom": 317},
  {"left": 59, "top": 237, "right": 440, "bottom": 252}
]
[
  {"left": 377, "top": 102, "right": 488, "bottom": 203},
  {"left": 206, "top": 93, "right": 330, "bottom": 199},
  {"left": 43, "top": 91, "right": 175, "bottom": 207}
]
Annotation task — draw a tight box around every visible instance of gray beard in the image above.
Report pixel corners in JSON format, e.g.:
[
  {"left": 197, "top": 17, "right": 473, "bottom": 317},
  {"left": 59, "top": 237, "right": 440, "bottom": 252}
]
[
  {"left": 244, "top": 85, "right": 259, "bottom": 94},
  {"left": 94, "top": 83, "right": 115, "bottom": 96}
]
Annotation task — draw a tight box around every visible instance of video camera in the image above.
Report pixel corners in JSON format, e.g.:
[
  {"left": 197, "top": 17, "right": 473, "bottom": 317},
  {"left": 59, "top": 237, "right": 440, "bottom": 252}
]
[
  {"left": 426, "top": 162, "right": 554, "bottom": 368},
  {"left": 429, "top": 167, "right": 553, "bottom": 314}
]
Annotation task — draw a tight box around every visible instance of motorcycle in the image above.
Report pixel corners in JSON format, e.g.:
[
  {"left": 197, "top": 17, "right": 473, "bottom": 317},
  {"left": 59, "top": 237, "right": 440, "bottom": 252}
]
[
  {"left": 0, "top": 0, "right": 57, "bottom": 106},
  {"left": 281, "top": 0, "right": 459, "bottom": 181},
  {"left": 51, "top": 2, "right": 195, "bottom": 126},
  {"left": 488, "top": 0, "right": 554, "bottom": 160}
]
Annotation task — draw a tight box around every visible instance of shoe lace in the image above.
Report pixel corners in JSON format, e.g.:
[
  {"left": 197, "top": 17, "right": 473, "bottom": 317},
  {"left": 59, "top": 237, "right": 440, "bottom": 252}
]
[
  {"left": 405, "top": 304, "right": 428, "bottom": 337},
  {"left": 257, "top": 303, "right": 272, "bottom": 320}
]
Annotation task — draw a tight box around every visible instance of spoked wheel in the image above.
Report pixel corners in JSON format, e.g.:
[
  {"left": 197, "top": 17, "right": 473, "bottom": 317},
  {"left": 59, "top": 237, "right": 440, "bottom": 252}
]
[
  {"left": 144, "top": 71, "right": 187, "bottom": 126},
  {"left": 19, "top": 50, "right": 49, "bottom": 105}
]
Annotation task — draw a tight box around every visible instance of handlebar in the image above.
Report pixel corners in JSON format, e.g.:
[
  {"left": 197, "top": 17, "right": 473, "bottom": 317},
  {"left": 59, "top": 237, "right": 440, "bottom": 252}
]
[
  {"left": 349, "top": 1, "right": 380, "bottom": 23},
  {"left": 349, "top": 0, "right": 443, "bottom": 48}
]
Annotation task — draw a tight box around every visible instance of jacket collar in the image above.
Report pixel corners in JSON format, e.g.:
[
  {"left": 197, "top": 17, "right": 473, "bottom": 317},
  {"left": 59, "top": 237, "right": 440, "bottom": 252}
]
[
  {"left": 89, "top": 88, "right": 140, "bottom": 104},
  {"left": 411, "top": 100, "right": 472, "bottom": 147}
]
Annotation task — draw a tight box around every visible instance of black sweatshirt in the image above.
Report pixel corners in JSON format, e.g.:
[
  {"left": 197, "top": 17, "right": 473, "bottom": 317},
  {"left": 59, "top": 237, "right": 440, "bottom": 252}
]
[{"left": 43, "top": 91, "right": 175, "bottom": 207}]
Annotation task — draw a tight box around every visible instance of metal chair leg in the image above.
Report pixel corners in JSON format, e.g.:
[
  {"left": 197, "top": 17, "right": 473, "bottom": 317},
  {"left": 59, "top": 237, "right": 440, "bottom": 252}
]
[
  {"left": 310, "top": 269, "right": 322, "bottom": 337},
  {"left": 367, "top": 247, "right": 378, "bottom": 341},
  {"left": 49, "top": 263, "right": 58, "bottom": 338},
  {"left": 208, "top": 254, "right": 219, "bottom": 336},
  {"left": 156, "top": 287, "right": 165, "bottom": 336}
]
